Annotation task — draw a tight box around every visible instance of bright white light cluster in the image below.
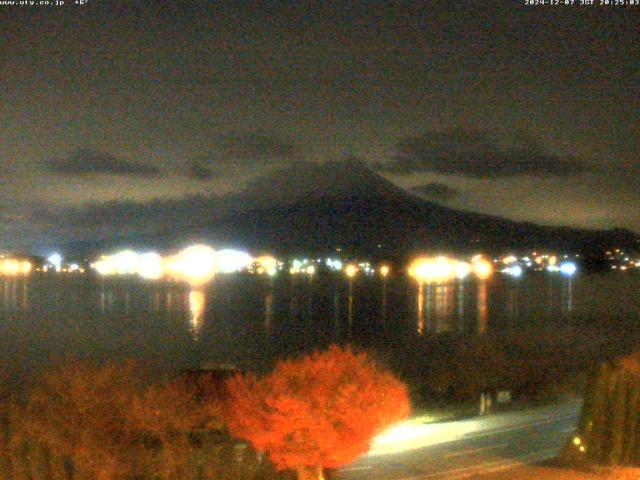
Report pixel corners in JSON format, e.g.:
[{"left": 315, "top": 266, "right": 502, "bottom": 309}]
[
  {"left": 254, "top": 255, "right": 278, "bottom": 276},
  {"left": 47, "top": 253, "right": 63, "bottom": 272},
  {"left": 501, "top": 265, "right": 523, "bottom": 278},
  {"left": 358, "top": 262, "right": 375, "bottom": 276},
  {"left": 559, "top": 262, "right": 577, "bottom": 276},
  {"left": 325, "top": 258, "right": 343, "bottom": 271},
  {"left": 290, "top": 258, "right": 318, "bottom": 275},
  {"left": 92, "top": 245, "right": 255, "bottom": 286}
]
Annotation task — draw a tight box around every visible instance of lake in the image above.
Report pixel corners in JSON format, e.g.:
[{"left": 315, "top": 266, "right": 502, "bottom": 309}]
[{"left": 1, "top": 270, "right": 639, "bottom": 377}]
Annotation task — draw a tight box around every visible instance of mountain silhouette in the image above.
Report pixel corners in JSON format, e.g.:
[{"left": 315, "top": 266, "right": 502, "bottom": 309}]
[
  {"left": 65, "top": 160, "right": 639, "bottom": 265},
  {"left": 205, "top": 161, "right": 640, "bottom": 262}
]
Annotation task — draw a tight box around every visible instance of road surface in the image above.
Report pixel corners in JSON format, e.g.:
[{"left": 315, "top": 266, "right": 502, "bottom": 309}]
[{"left": 338, "top": 398, "right": 581, "bottom": 480}]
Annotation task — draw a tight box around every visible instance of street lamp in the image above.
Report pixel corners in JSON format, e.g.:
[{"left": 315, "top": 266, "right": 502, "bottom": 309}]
[{"left": 380, "top": 265, "right": 390, "bottom": 278}]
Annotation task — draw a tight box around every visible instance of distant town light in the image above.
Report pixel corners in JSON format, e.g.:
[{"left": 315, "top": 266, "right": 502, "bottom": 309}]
[
  {"left": 345, "top": 264, "right": 358, "bottom": 278},
  {"left": 380, "top": 265, "right": 390, "bottom": 278},
  {"left": 48, "top": 253, "right": 63, "bottom": 271},
  {"left": 256, "top": 255, "right": 278, "bottom": 276},
  {"left": 408, "top": 256, "right": 457, "bottom": 284},
  {"left": 138, "top": 252, "right": 164, "bottom": 280},
  {"left": 502, "top": 265, "right": 523, "bottom": 278},
  {"left": 559, "top": 262, "right": 577, "bottom": 276},
  {"left": 502, "top": 255, "right": 517, "bottom": 265},
  {"left": 471, "top": 257, "right": 493, "bottom": 280},
  {"left": 215, "top": 249, "right": 253, "bottom": 274},
  {"left": 0, "top": 259, "right": 32, "bottom": 276},
  {"left": 454, "top": 261, "right": 471, "bottom": 280},
  {"left": 166, "top": 245, "right": 217, "bottom": 286}
]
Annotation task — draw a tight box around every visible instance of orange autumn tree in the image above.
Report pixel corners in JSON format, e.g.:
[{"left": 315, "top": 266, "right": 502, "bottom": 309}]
[{"left": 224, "top": 344, "right": 410, "bottom": 480}]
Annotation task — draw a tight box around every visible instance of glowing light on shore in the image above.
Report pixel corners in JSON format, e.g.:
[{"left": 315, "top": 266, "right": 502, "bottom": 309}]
[
  {"left": 502, "top": 255, "right": 517, "bottom": 265},
  {"left": 345, "top": 264, "right": 358, "bottom": 278},
  {"left": 559, "top": 262, "right": 577, "bottom": 276},
  {"left": 92, "top": 250, "right": 139, "bottom": 276},
  {"left": 47, "top": 253, "right": 62, "bottom": 272},
  {"left": 255, "top": 255, "right": 278, "bottom": 276},
  {"left": 138, "top": 252, "right": 164, "bottom": 280},
  {"left": 166, "top": 245, "right": 217, "bottom": 287},
  {"left": 380, "top": 265, "right": 390, "bottom": 278},
  {"left": 408, "top": 257, "right": 457, "bottom": 284},
  {"left": 502, "top": 265, "right": 523, "bottom": 278},
  {"left": 215, "top": 249, "right": 253, "bottom": 273},
  {"left": 471, "top": 257, "right": 493, "bottom": 280},
  {"left": 0, "top": 259, "right": 32, "bottom": 276},
  {"left": 91, "top": 245, "right": 255, "bottom": 285},
  {"left": 305, "top": 265, "right": 316, "bottom": 275},
  {"left": 454, "top": 261, "right": 471, "bottom": 280},
  {"left": 326, "top": 258, "right": 343, "bottom": 271}
]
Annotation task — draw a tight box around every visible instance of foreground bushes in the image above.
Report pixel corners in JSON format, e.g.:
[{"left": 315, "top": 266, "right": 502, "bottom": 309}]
[
  {"left": 0, "top": 361, "right": 275, "bottom": 480},
  {"left": 0, "top": 345, "right": 409, "bottom": 480}
]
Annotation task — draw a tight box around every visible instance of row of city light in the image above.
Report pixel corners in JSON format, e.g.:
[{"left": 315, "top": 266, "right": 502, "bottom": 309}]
[
  {"left": 0, "top": 246, "right": 580, "bottom": 285},
  {"left": 606, "top": 248, "right": 640, "bottom": 271},
  {"left": 500, "top": 261, "right": 577, "bottom": 278}
]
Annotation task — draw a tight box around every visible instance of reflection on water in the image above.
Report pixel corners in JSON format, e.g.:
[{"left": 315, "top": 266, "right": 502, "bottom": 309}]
[
  {"left": 416, "top": 283, "right": 425, "bottom": 335},
  {"left": 264, "top": 290, "right": 273, "bottom": 336},
  {"left": 381, "top": 278, "right": 388, "bottom": 324},
  {"left": 0, "top": 271, "right": 631, "bottom": 374},
  {"left": 506, "top": 280, "right": 519, "bottom": 324},
  {"left": 416, "top": 281, "right": 476, "bottom": 335},
  {"left": 188, "top": 290, "right": 206, "bottom": 340},
  {"left": 477, "top": 281, "right": 488, "bottom": 334},
  {"left": 1, "top": 279, "right": 30, "bottom": 312},
  {"left": 333, "top": 286, "right": 340, "bottom": 339},
  {"left": 347, "top": 278, "right": 354, "bottom": 337},
  {"left": 562, "top": 277, "right": 574, "bottom": 314}
]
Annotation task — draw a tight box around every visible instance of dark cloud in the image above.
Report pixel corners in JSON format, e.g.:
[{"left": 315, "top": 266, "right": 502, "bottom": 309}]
[
  {"left": 45, "top": 149, "right": 160, "bottom": 176},
  {"left": 215, "top": 132, "right": 298, "bottom": 165},
  {"left": 411, "top": 182, "right": 459, "bottom": 202},
  {"left": 378, "top": 129, "right": 589, "bottom": 178},
  {"left": 186, "top": 161, "right": 214, "bottom": 180},
  {"left": 40, "top": 195, "right": 217, "bottom": 228}
]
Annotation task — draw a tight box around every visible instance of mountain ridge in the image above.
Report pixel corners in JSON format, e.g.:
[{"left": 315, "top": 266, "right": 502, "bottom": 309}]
[{"left": 61, "top": 161, "right": 640, "bottom": 263}]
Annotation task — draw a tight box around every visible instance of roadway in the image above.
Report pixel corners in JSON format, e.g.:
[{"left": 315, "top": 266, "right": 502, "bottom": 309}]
[{"left": 337, "top": 398, "right": 582, "bottom": 480}]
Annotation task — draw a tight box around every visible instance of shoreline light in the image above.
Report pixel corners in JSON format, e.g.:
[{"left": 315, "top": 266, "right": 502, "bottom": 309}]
[
  {"left": 345, "top": 264, "right": 358, "bottom": 278},
  {"left": 166, "top": 245, "right": 218, "bottom": 286},
  {"left": 559, "top": 262, "right": 577, "bottom": 276},
  {"left": 0, "top": 259, "right": 32, "bottom": 276},
  {"left": 47, "top": 253, "right": 63, "bottom": 272},
  {"left": 471, "top": 257, "right": 493, "bottom": 280},
  {"left": 502, "top": 265, "right": 523, "bottom": 278}
]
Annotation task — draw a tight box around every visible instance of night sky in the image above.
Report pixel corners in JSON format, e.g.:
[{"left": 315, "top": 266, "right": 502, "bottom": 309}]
[{"left": 1, "top": 1, "right": 638, "bottom": 253}]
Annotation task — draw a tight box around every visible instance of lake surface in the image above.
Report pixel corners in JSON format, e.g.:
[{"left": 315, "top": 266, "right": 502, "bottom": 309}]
[{"left": 1, "top": 271, "right": 639, "bottom": 376}]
